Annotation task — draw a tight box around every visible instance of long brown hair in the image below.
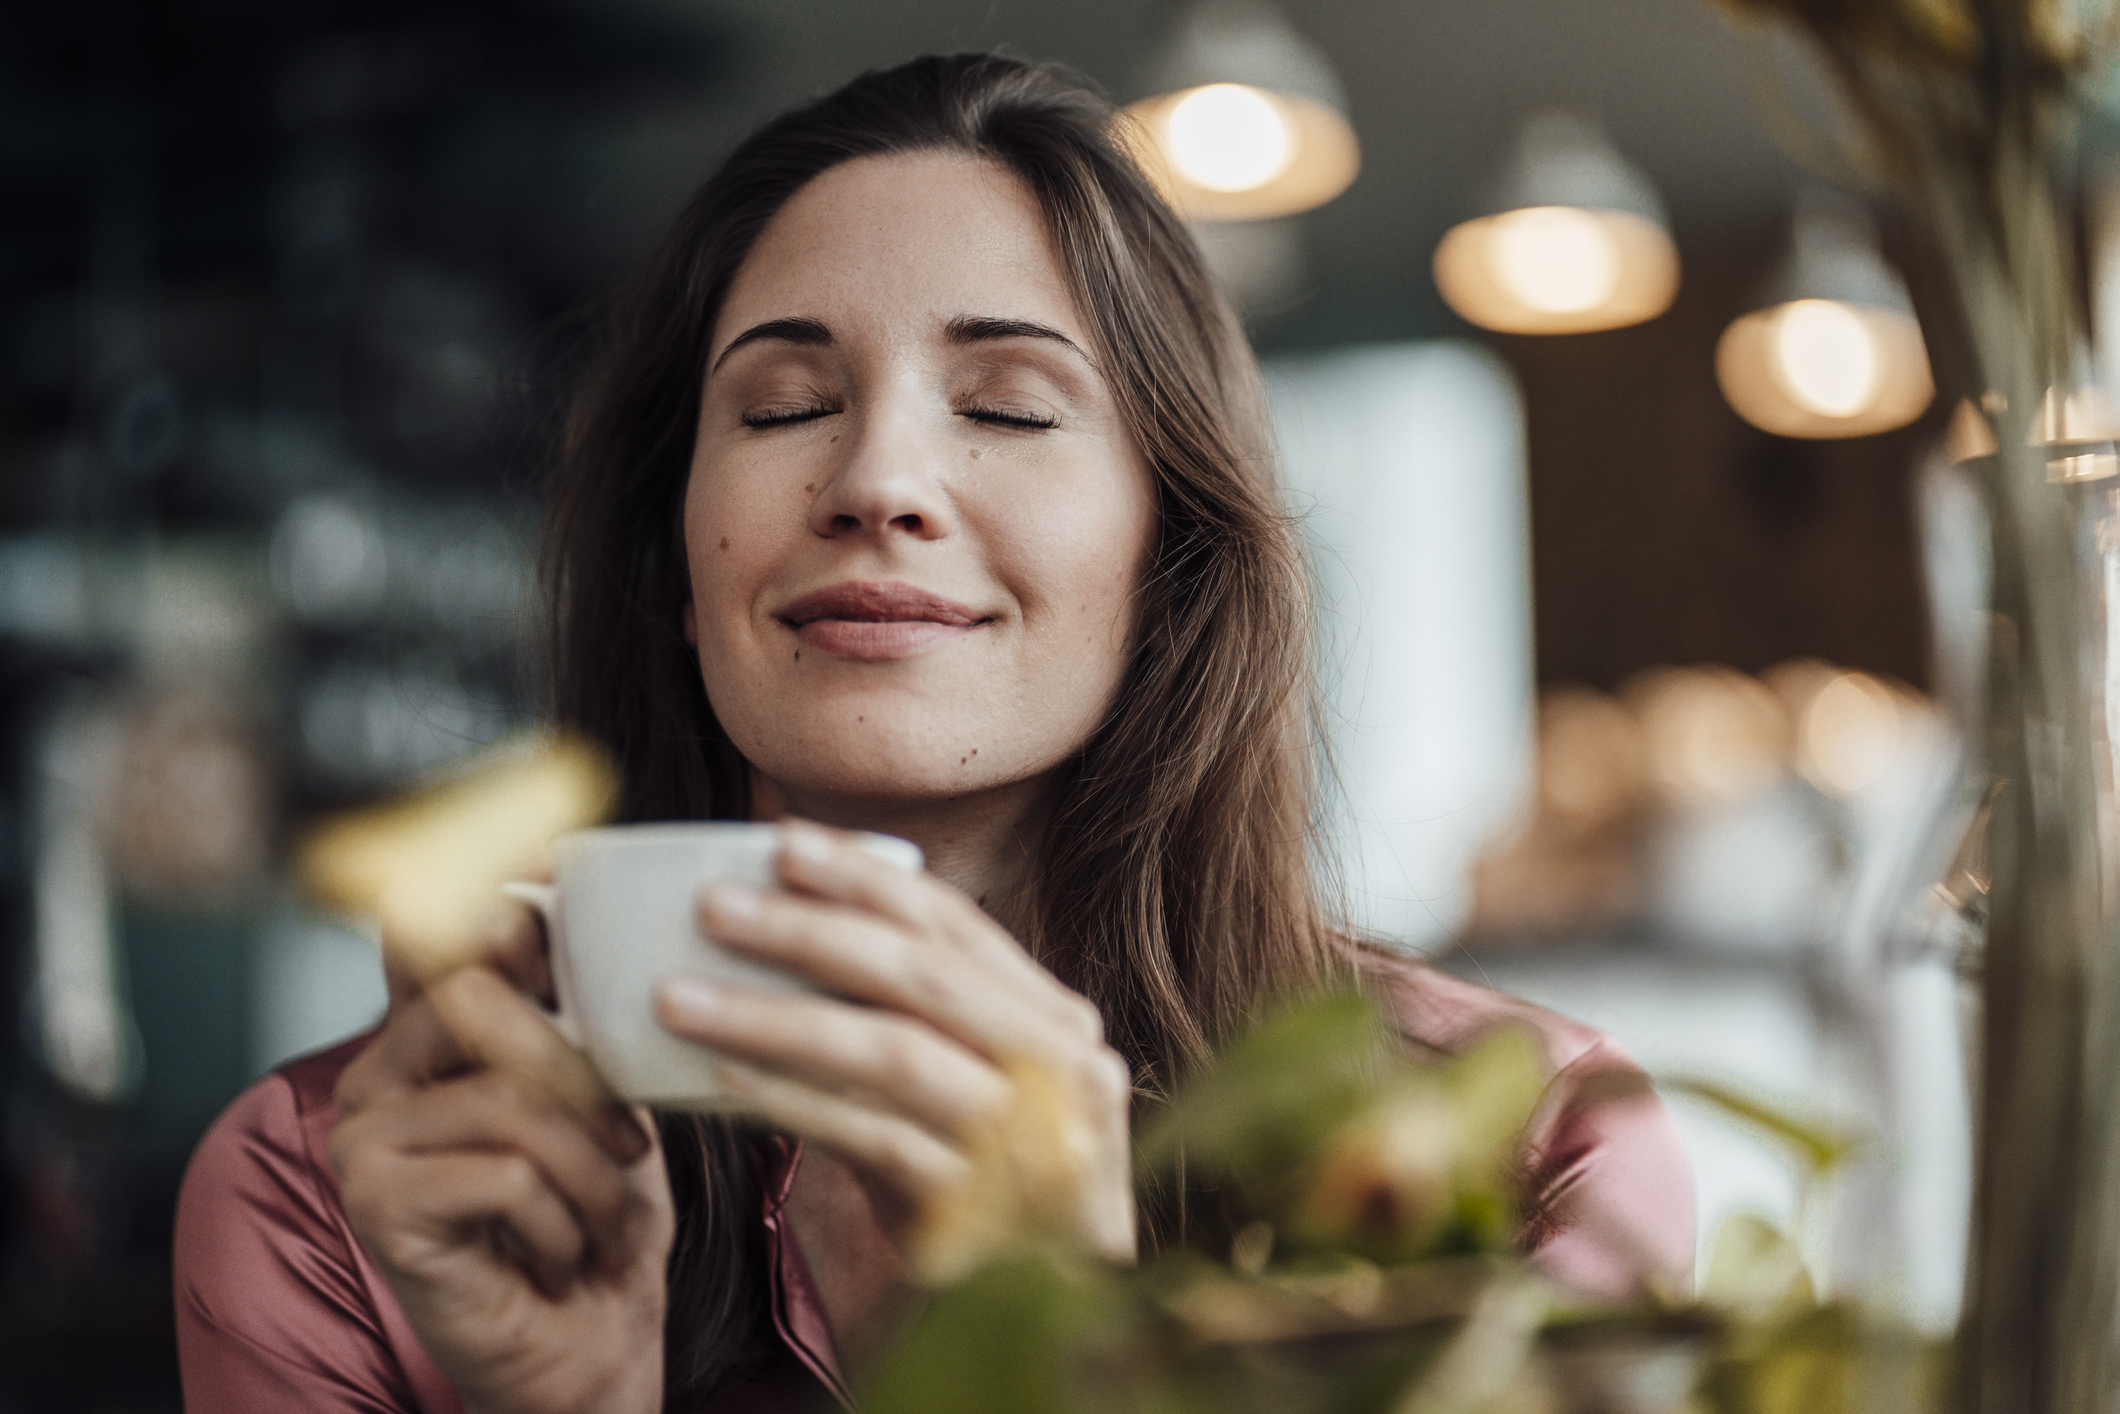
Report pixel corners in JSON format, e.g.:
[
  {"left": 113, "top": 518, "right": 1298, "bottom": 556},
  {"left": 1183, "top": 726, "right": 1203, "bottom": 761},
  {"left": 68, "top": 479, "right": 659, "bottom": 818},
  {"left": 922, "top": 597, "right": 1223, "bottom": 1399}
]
[{"left": 544, "top": 52, "right": 1343, "bottom": 1405}]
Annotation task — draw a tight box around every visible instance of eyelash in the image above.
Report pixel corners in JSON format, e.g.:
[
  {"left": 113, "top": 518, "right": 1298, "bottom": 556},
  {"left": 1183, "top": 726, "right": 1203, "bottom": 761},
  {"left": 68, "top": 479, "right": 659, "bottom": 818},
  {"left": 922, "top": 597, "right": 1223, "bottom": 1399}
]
[
  {"left": 741, "top": 403, "right": 840, "bottom": 429},
  {"left": 960, "top": 404, "right": 1057, "bottom": 430},
  {"left": 738, "top": 403, "right": 1057, "bottom": 431}
]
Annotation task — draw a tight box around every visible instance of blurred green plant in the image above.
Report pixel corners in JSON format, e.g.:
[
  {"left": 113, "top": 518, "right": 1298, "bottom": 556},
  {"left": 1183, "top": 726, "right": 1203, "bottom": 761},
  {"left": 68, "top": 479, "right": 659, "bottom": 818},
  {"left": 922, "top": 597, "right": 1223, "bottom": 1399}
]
[{"left": 862, "top": 989, "right": 1938, "bottom": 1414}]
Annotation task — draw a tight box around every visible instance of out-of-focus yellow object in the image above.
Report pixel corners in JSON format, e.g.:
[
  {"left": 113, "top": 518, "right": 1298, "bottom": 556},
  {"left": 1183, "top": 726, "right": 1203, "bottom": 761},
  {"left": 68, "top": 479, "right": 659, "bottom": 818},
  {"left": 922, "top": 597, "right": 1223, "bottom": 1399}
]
[
  {"left": 909, "top": 1053, "right": 1100, "bottom": 1287},
  {"left": 297, "top": 734, "right": 616, "bottom": 982}
]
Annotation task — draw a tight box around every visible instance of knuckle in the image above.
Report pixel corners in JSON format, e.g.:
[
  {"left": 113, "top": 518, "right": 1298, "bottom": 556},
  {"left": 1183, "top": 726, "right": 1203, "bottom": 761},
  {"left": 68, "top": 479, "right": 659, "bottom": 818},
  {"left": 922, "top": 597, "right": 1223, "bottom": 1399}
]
[
  {"left": 1097, "top": 1051, "right": 1134, "bottom": 1103},
  {"left": 878, "top": 1129, "right": 932, "bottom": 1187},
  {"left": 896, "top": 938, "right": 947, "bottom": 997},
  {"left": 474, "top": 1067, "right": 536, "bottom": 1120},
  {"left": 493, "top": 1154, "right": 541, "bottom": 1206},
  {"left": 871, "top": 1027, "right": 925, "bottom": 1091},
  {"left": 333, "top": 1160, "right": 390, "bottom": 1232},
  {"left": 371, "top": 1228, "right": 422, "bottom": 1272},
  {"left": 1072, "top": 1049, "right": 1131, "bottom": 1109}
]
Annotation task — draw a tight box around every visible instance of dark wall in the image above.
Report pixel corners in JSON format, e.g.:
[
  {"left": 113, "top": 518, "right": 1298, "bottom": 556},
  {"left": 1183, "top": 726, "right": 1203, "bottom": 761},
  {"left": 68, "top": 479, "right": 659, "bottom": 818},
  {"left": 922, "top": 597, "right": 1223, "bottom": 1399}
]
[{"left": 1494, "top": 234, "right": 1940, "bottom": 694}]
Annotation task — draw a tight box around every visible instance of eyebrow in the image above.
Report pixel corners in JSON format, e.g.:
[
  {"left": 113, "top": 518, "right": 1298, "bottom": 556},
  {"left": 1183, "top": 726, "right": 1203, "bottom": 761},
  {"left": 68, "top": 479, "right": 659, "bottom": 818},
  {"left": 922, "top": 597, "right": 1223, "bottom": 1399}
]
[
  {"left": 708, "top": 313, "right": 1094, "bottom": 377},
  {"left": 709, "top": 316, "right": 832, "bottom": 376},
  {"left": 944, "top": 314, "right": 1091, "bottom": 366}
]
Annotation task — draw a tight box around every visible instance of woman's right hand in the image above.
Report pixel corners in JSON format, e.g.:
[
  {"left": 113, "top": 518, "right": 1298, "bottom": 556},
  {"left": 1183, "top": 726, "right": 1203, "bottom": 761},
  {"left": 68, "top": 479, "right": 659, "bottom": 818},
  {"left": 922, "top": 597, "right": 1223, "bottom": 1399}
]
[{"left": 329, "top": 904, "right": 673, "bottom": 1414}]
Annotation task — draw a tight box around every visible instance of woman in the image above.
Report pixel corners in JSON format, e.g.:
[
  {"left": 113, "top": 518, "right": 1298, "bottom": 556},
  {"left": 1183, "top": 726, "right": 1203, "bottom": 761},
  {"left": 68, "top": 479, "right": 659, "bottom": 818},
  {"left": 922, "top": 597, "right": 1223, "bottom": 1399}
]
[{"left": 174, "top": 53, "right": 1694, "bottom": 1414}]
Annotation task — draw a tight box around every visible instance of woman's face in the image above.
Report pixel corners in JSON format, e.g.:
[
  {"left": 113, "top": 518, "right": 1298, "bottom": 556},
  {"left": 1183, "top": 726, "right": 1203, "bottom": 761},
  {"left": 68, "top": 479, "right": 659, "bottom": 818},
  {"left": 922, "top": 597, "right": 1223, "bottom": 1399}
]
[{"left": 683, "top": 151, "right": 1157, "bottom": 814}]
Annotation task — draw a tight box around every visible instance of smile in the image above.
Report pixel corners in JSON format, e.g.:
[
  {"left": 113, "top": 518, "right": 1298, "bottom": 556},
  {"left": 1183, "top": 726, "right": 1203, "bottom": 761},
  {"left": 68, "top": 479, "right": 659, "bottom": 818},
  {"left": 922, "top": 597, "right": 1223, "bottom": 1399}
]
[{"left": 777, "top": 580, "right": 993, "bottom": 661}]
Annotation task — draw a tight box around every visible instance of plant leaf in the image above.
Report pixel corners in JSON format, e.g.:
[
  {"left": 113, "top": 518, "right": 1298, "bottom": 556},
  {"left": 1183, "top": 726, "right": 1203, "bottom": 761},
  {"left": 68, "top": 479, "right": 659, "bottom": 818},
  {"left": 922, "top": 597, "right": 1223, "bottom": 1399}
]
[{"left": 1664, "top": 1076, "right": 1858, "bottom": 1176}]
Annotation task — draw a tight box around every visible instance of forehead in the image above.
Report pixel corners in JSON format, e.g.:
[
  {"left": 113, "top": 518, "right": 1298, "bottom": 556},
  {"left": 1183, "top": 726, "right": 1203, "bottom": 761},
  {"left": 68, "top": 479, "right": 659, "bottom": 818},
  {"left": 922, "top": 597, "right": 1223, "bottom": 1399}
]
[{"left": 713, "top": 151, "right": 1086, "bottom": 347}]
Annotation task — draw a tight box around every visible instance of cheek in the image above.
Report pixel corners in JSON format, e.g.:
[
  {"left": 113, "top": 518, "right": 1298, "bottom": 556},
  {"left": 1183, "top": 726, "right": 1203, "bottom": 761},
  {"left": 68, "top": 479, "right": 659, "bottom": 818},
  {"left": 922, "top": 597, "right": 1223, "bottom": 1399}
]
[
  {"left": 993, "top": 469, "right": 1155, "bottom": 660},
  {"left": 683, "top": 459, "right": 787, "bottom": 655}
]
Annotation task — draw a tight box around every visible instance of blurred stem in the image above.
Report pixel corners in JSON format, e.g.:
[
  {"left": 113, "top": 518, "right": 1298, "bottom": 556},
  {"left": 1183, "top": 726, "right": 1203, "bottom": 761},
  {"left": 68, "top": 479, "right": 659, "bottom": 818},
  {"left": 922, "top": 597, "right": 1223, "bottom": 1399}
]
[{"left": 1897, "top": 90, "right": 2120, "bottom": 1414}]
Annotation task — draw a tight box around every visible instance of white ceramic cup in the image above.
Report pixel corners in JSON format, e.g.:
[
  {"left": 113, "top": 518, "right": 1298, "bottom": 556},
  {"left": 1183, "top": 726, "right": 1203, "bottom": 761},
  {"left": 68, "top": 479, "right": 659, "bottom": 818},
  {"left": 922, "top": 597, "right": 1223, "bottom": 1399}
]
[{"left": 500, "top": 822, "right": 922, "bottom": 1110}]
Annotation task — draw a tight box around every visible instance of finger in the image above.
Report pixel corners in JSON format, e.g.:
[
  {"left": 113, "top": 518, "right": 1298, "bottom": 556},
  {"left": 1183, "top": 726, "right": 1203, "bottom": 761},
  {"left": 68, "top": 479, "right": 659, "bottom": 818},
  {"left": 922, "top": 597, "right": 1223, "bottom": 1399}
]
[
  {"left": 697, "top": 884, "right": 1084, "bottom": 1060},
  {"left": 475, "top": 896, "right": 556, "bottom": 1009},
  {"left": 362, "top": 1148, "right": 588, "bottom": 1299},
  {"left": 359, "top": 1069, "right": 642, "bottom": 1268},
  {"left": 426, "top": 965, "right": 650, "bottom": 1165},
  {"left": 380, "top": 893, "right": 554, "bottom": 1009},
  {"left": 709, "top": 1059, "right": 969, "bottom": 1201},
  {"left": 776, "top": 822, "right": 1062, "bottom": 995},
  {"left": 654, "top": 979, "right": 1013, "bottom": 1140},
  {"left": 336, "top": 991, "right": 470, "bottom": 1116}
]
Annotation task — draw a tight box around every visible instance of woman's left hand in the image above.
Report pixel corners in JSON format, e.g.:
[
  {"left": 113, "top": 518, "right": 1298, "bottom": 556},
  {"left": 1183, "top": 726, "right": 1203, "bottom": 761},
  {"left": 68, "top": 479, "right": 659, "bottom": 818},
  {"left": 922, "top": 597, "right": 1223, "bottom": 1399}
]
[{"left": 651, "top": 820, "right": 1136, "bottom": 1269}]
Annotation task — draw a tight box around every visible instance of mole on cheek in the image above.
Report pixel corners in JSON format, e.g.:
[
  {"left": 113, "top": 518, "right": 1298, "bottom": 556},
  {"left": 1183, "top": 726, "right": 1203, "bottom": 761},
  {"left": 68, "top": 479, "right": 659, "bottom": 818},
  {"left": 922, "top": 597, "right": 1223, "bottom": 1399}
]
[
  {"left": 805, "top": 483, "right": 817, "bottom": 494},
  {"left": 719, "top": 537, "right": 729, "bottom": 551},
  {"left": 970, "top": 448, "right": 982, "bottom": 460}
]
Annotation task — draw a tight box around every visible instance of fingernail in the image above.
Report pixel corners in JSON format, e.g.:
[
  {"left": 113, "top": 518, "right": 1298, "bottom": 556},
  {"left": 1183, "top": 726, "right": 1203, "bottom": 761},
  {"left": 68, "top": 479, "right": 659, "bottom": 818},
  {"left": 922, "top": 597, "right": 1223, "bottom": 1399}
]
[
  {"left": 700, "top": 881, "right": 761, "bottom": 924},
  {"left": 660, "top": 975, "right": 721, "bottom": 1019},
  {"left": 782, "top": 823, "right": 834, "bottom": 865}
]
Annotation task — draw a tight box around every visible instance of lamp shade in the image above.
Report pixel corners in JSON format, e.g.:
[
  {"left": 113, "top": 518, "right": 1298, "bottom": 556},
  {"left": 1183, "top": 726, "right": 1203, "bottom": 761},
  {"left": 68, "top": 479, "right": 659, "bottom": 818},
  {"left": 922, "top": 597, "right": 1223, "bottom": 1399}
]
[
  {"left": 1122, "top": 1, "right": 1360, "bottom": 221},
  {"left": 1716, "top": 193, "right": 1935, "bottom": 439},
  {"left": 1432, "top": 111, "right": 1679, "bottom": 335}
]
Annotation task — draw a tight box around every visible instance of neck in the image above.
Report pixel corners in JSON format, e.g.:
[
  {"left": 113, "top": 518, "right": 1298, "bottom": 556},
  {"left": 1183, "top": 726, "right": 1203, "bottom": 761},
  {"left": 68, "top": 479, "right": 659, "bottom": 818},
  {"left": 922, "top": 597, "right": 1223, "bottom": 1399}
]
[{"left": 748, "top": 771, "right": 1049, "bottom": 931}]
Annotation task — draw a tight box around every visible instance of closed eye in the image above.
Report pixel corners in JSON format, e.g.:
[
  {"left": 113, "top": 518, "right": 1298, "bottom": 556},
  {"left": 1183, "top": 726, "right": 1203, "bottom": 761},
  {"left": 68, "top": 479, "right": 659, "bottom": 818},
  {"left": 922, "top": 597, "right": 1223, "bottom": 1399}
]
[
  {"left": 741, "top": 402, "right": 841, "bottom": 429},
  {"left": 959, "top": 405, "right": 1057, "bottom": 430}
]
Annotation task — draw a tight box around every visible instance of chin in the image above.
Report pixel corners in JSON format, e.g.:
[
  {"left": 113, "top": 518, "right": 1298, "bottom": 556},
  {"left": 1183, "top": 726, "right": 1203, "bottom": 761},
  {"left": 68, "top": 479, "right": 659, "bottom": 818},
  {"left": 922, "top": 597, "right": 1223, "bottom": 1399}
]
[{"left": 731, "top": 710, "right": 1023, "bottom": 810}]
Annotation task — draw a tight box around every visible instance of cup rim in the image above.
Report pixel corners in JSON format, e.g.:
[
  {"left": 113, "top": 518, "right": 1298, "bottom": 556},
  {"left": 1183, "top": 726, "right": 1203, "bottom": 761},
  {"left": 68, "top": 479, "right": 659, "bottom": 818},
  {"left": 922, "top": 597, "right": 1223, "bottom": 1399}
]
[{"left": 552, "top": 822, "right": 780, "bottom": 850}]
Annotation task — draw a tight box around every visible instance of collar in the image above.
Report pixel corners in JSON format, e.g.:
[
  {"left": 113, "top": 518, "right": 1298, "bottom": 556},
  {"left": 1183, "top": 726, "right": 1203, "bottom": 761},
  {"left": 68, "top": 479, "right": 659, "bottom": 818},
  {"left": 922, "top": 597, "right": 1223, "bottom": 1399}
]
[{"left": 757, "top": 1135, "right": 855, "bottom": 1408}]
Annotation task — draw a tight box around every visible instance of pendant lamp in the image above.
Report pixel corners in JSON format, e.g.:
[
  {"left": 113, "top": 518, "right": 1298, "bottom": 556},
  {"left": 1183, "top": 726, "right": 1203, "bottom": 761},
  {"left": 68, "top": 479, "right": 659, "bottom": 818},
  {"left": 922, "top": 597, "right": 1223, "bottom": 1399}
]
[
  {"left": 1122, "top": 0, "right": 1360, "bottom": 221},
  {"left": 1716, "top": 192, "right": 1934, "bottom": 439},
  {"left": 1432, "top": 111, "right": 1680, "bottom": 335}
]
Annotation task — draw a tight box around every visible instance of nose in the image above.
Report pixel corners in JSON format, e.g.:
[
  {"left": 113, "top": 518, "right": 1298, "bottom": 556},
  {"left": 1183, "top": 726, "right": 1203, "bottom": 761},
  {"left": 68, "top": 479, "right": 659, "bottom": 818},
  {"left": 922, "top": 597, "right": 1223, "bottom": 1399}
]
[{"left": 807, "top": 405, "right": 956, "bottom": 543}]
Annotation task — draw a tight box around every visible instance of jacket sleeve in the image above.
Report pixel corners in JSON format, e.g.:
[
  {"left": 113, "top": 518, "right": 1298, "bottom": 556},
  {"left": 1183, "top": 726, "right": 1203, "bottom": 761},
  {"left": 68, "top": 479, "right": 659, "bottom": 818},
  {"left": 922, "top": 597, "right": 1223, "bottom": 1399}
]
[
  {"left": 1357, "top": 950, "right": 1697, "bottom": 1300},
  {"left": 173, "top": 1056, "right": 463, "bottom": 1414},
  {"left": 1515, "top": 1034, "right": 1697, "bottom": 1300}
]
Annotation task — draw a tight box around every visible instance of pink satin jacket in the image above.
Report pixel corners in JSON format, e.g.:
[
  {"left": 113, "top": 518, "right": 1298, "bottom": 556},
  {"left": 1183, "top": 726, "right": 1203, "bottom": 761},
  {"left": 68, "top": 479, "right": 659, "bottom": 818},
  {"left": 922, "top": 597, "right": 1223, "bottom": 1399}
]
[{"left": 172, "top": 952, "right": 1696, "bottom": 1412}]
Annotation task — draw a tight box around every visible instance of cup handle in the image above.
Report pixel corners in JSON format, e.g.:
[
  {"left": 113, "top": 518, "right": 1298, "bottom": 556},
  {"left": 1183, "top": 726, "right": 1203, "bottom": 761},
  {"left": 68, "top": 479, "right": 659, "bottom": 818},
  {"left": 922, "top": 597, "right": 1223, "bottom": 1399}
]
[
  {"left": 499, "top": 879, "right": 556, "bottom": 915},
  {"left": 498, "top": 880, "right": 582, "bottom": 1046}
]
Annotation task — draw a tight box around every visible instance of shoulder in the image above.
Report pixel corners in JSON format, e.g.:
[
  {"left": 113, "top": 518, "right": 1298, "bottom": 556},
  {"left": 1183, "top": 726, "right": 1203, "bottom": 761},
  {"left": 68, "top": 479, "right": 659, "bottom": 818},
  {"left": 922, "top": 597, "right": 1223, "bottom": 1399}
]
[
  {"left": 1350, "top": 944, "right": 1617, "bottom": 1075},
  {"left": 1350, "top": 944, "right": 1697, "bottom": 1299},
  {"left": 175, "top": 1030, "right": 374, "bottom": 1292},
  {"left": 175, "top": 1031, "right": 460, "bottom": 1413}
]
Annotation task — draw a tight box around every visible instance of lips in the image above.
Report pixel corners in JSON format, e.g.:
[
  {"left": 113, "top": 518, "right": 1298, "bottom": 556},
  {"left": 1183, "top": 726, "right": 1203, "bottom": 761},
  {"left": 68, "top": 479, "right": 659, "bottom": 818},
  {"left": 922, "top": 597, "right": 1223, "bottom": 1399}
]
[{"left": 777, "top": 580, "right": 990, "bottom": 660}]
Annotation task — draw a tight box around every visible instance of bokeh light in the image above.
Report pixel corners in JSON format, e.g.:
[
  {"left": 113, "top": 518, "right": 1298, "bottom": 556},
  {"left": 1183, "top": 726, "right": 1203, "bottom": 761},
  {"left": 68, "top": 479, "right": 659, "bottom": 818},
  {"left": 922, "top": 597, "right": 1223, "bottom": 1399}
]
[
  {"left": 1488, "top": 206, "right": 1621, "bottom": 315},
  {"left": 1772, "top": 299, "right": 1881, "bottom": 418},
  {"left": 1625, "top": 665, "right": 1788, "bottom": 809},
  {"left": 1432, "top": 206, "right": 1678, "bottom": 334},
  {"left": 1798, "top": 670, "right": 1905, "bottom": 797},
  {"left": 1716, "top": 299, "right": 1932, "bottom": 438},
  {"left": 1166, "top": 83, "right": 1293, "bottom": 193}
]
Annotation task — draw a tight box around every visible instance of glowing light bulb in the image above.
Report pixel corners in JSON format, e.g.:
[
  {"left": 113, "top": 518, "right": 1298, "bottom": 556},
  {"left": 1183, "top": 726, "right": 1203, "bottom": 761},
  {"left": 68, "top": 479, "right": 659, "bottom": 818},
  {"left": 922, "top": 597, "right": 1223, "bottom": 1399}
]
[
  {"left": 1772, "top": 299, "right": 1880, "bottom": 418},
  {"left": 1485, "top": 207, "right": 1621, "bottom": 315},
  {"left": 1165, "top": 84, "right": 1292, "bottom": 194}
]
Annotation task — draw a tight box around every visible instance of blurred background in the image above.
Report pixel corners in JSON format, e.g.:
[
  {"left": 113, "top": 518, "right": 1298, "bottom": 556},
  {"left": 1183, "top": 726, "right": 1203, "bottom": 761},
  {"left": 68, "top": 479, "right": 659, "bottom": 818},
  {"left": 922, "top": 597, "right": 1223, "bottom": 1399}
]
[{"left": 0, "top": 1, "right": 1974, "bottom": 1407}]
